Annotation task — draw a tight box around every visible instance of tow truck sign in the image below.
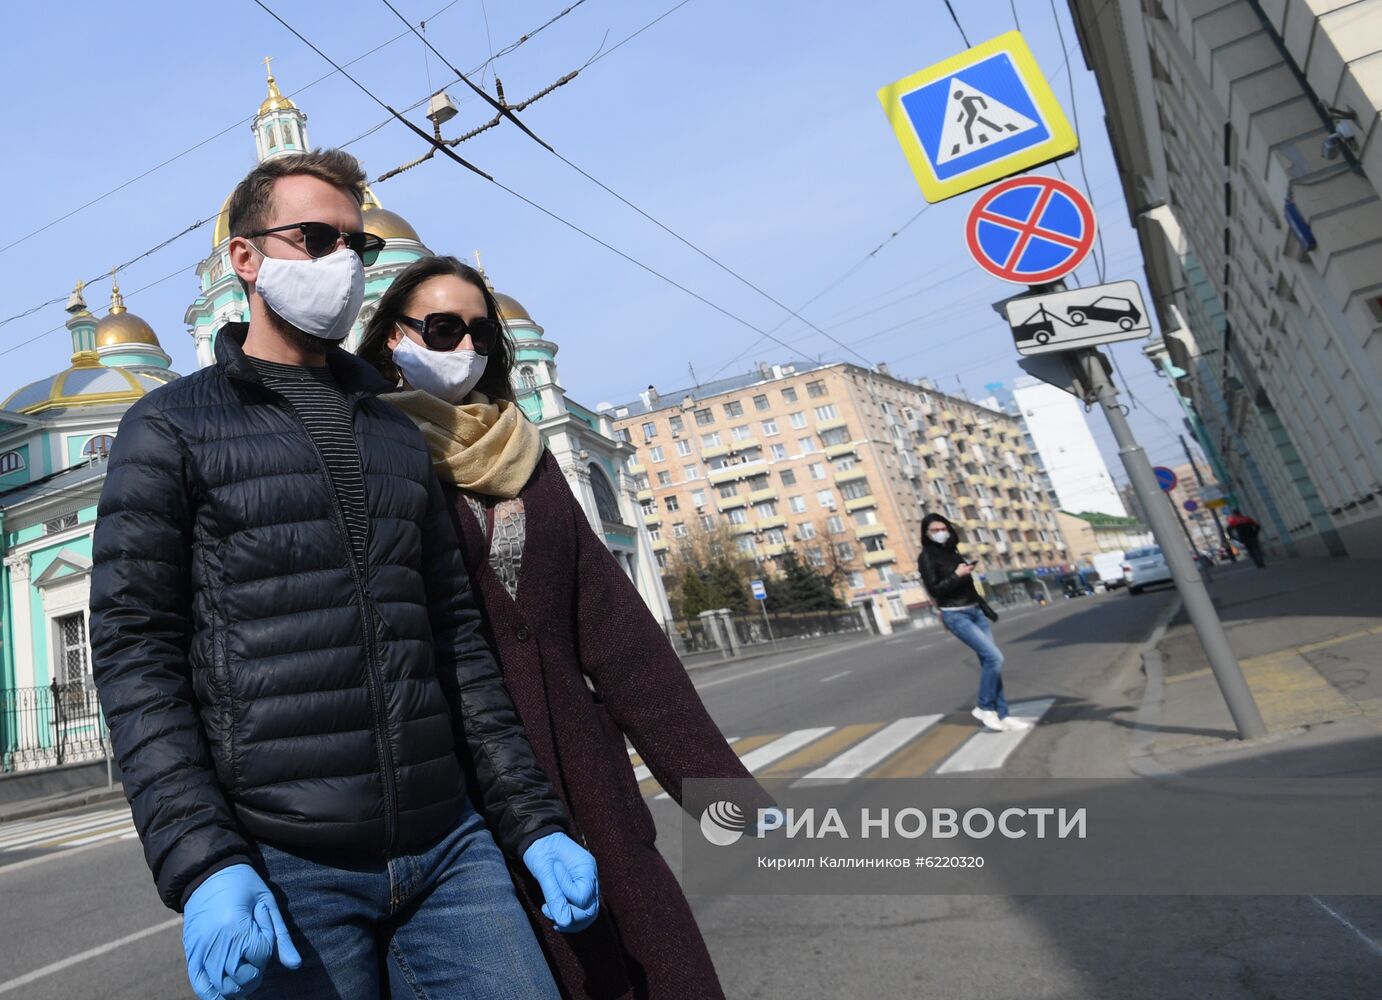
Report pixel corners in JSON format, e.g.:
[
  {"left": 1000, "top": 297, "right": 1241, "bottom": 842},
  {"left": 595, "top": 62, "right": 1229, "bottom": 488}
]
[{"left": 1002, "top": 279, "right": 1152, "bottom": 356}]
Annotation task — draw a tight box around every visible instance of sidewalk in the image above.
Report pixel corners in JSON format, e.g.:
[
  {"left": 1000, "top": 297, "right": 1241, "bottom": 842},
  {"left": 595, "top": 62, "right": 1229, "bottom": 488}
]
[{"left": 1129, "top": 557, "right": 1382, "bottom": 777}]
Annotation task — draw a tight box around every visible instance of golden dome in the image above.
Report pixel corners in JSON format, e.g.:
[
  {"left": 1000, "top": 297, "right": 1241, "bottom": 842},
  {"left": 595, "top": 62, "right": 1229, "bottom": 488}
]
[
  {"left": 493, "top": 292, "right": 532, "bottom": 324},
  {"left": 95, "top": 281, "right": 160, "bottom": 348},
  {"left": 361, "top": 205, "right": 421, "bottom": 243},
  {"left": 259, "top": 72, "right": 297, "bottom": 116},
  {"left": 212, "top": 193, "right": 232, "bottom": 248}
]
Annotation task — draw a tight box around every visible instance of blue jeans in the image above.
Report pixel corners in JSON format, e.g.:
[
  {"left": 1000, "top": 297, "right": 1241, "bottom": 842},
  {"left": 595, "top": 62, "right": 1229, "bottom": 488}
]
[
  {"left": 255, "top": 798, "right": 560, "bottom": 1000},
  {"left": 941, "top": 605, "right": 1009, "bottom": 718}
]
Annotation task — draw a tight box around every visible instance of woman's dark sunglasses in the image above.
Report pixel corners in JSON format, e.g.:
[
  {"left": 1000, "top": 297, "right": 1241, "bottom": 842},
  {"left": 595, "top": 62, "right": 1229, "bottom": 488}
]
[
  {"left": 396, "top": 313, "right": 501, "bottom": 355},
  {"left": 245, "top": 221, "right": 386, "bottom": 266}
]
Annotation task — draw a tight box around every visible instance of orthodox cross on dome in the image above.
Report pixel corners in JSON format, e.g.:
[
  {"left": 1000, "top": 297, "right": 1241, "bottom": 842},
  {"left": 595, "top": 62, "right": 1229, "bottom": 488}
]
[
  {"left": 109, "top": 271, "right": 127, "bottom": 314},
  {"left": 263, "top": 55, "right": 274, "bottom": 79},
  {"left": 65, "top": 278, "right": 87, "bottom": 314},
  {"left": 472, "top": 250, "right": 496, "bottom": 292}
]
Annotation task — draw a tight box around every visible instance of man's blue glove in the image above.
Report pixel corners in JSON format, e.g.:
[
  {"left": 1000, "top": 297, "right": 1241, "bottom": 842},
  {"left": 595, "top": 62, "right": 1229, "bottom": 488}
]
[
  {"left": 521, "top": 832, "right": 600, "bottom": 933},
  {"left": 182, "top": 863, "right": 301, "bottom": 999}
]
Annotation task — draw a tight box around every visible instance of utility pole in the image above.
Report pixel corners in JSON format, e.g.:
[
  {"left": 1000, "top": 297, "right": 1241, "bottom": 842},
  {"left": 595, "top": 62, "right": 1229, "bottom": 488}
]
[
  {"left": 1181, "top": 433, "right": 1234, "bottom": 560},
  {"left": 1077, "top": 350, "right": 1265, "bottom": 739}
]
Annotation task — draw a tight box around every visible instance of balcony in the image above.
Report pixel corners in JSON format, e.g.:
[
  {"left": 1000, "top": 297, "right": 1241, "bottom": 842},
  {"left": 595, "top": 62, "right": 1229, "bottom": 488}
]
[
  {"left": 748, "top": 487, "right": 778, "bottom": 505},
  {"left": 717, "top": 495, "right": 747, "bottom": 511},
  {"left": 925, "top": 468, "right": 946, "bottom": 480},
  {"left": 636, "top": 488, "right": 653, "bottom": 502},
  {"left": 728, "top": 436, "right": 761, "bottom": 453},
  {"left": 730, "top": 522, "right": 757, "bottom": 535},
  {"left": 650, "top": 538, "right": 668, "bottom": 551},
  {"left": 627, "top": 461, "right": 646, "bottom": 475},
  {"left": 816, "top": 417, "right": 847, "bottom": 433},
  {"left": 854, "top": 523, "right": 887, "bottom": 540},
  {"left": 843, "top": 494, "right": 878, "bottom": 512},
  {"left": 824, "top": 441, "right": 858, "bottom": 459},
  {"left": 863, "top": 548, "right": 897, "bottom": 566},
  {"left": 756, "top": 514, "right": 788, "bottom": 531},
  {"left": 762, "top": 542, "right": 791, "bottom": 557},
  {"left": 833, "top": 468, "right": 868, "bottom": 486},
  {"left": 701, "top": 444, "right": 730, "bottom": 460},
  {"left": 642, "top": 511, "right": 662, "bottom": 527},
  {"left": 707, "top": 459, "right": 768, "bottom": 485}
]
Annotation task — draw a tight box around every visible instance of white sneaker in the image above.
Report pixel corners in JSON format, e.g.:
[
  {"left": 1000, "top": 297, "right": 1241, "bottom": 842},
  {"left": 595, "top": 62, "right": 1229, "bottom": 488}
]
[
  {"left": 971, "top": 706, "right": 1005, "bottom": 732},
  {"left": 1000, "top": 715, "right": 1033, "bottom": 732}
]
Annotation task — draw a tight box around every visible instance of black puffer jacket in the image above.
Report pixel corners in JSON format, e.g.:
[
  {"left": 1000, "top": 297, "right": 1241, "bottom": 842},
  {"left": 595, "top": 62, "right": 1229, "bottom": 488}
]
[
  {"left": 89, "top": 324, "right": 568, "bottom": 910},
  {"left": 917, "top": 513, "right": 983, "bottom": 608}
]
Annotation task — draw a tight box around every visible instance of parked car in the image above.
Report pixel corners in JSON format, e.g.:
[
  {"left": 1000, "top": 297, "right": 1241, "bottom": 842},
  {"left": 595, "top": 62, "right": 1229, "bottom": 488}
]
[
  {"left": 1092, "top": 550, "right": 1127, "bottom": 590},
  {"left": 1123, "top": 545, "right": 1173, "bottom": 594}
]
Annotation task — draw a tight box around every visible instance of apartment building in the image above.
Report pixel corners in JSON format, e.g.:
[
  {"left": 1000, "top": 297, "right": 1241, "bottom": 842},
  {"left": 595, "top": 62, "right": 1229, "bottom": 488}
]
[
  {"left": 609, "top": 361, "right": 1068, "bottom": 627},
  {"left": 1070, "top": 0, "right": 1382, "bottom": 557}
]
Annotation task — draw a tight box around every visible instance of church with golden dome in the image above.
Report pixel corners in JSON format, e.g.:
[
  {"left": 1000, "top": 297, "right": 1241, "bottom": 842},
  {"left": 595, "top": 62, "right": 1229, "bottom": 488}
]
[{"left": 0, "top": 64, "right": 667, "bottom": 769}]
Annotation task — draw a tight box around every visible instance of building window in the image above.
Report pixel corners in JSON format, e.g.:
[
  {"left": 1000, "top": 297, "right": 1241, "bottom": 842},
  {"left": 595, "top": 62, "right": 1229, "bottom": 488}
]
[
  {"left": 590, "top": 465, "right": 622, "bottom": 523},
  {"left": 852, "top": 508, "right": 878, "bottom": 526},
  {"left": 807, "top": 380, "right": 828, "bottom": 398},
  {"left": 719, "top": 483, "right": 738, "bottom": 498},
  {"left": 781, "top": 387, "right": 798, "bottom": 403},
  {"left": 836, "top": 542, "right": 856, "bottom": 561},
  {"left": 788, "top": 495, "right": 808, "bottom": 513},
  {"left": 817, "top": 489, "right": 836, "bottom": 509},
  {"left": 826, "top": 515, "right": 845, "bottom": 534},
  {"left": 648, "top": 526, "right": 661, "bottom": 542},
  {"left": 727, "top": 508, "right": 749, "bottom": 525},
  {"left": 655, "top": 551, "right": 669, "bottom": 569},
  {"left": 814, "top": 404, "right": 838, "bottom": 421},
  {"left": 641, "top": 421, "right": 657, "bottom": 441},
  {"left": 673, "top": 523, "right": 688, "bottom": 539},
  {"left": 676, "top": 439, "right": 692, "bottom": 457},
  {"left": 695, "top": 408, "right": 714, "bottom": 426},
  {"left": 731, "top": 425, "right": 752, "bottom": 441},
  {"left": 691, "top": 489, "right": 706, "bottom": 507},
  {"left": 780, "top": 469, "right": 797, "bottom": 486},
  {"left": 664, "top": 495, "right": 680, "bottom": 512},
  {"left": 55, "top": 611, "right": 91, "bottom": 692},
  {"left": 0, "top": 450, "right": 25, "bottom": 475},
  {"left": 724, "top": 400, "right": 744, "bottom": 417},
  {"left": 797, "top": 517, "right": 815, "bottom": 535},
  {"left": 684, "top": 465, "right": 701, "bottom": 480},
  {"left": 648, "top": 446, "right": 664, "bottom": 462},
  {"left": 657, "top": 471, "right": 673, "bottom": 487},
  {"left": 519, "top": 366, "right": 538, "bottom": 390},
  {"left": 809, "top": 463, "right": 827, "bottom": 480},
  {"left": 44, "top": 512, "right": 80, "bottom": 535},
  {"left": 700, "top": 514, "right": 716, "bottom": 531},
  {"left": 701, "top": 431, "right": 721, "bottom": 447},
  {"left": 761, "top": 419, "right": 779, "bottom": 436},
  {"left": 789, "top": 412, "right": 808, "bottom": 429},
  {"left": 737, "top": 536, "right": 756, "bottom": 554},
  {"left": 756, "top": 501, "right": 778, "bottom": 517},
  {"left": 763, "top": 527, "right": 787, "bottom": 545},
  {"left": 806, "top": 546, "right": 826, "bottom": 567},
  {"left": 834, "top": 455, "right": 856, "bottom": 471},
  {"left": 753, "top": 394, "right": 770, "bottom": 411},
  {"left": 633, "top": 474, "right": 650, "bottom": 491},
  {"left": 668, "top": 414, "right": 684, "bottom": 435},
  {"left": 640, "top": 500, "right": 656, "bottom": 517},
  {"left": 820, "top": 426, "right": 850, "bottom": 446},
  {"left": 770, "top": 443, "right": 787, "bottom": 460},
  {"left": 848, "top": 571, "right": 865, "bottom": 589},
  {"left": 840, "top": 479, "right": 873, "bottom": 500},
  {"left": 82, "top": 434, "right": 116, "bottom": 460},
  {"left": 798, "top": 436, "right": 817, "bottom": 454}
]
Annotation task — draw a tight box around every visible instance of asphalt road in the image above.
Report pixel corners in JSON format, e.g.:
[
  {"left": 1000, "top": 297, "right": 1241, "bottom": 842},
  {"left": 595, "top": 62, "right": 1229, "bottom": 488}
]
[{"left": 2, "top": 587, "right": 1378, "bottom": 998}]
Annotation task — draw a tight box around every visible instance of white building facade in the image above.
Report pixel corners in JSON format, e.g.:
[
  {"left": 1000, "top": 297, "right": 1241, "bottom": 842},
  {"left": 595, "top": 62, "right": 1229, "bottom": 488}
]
[{"left": 1011, "top": 376, "right": 1127, "bottom": 516}]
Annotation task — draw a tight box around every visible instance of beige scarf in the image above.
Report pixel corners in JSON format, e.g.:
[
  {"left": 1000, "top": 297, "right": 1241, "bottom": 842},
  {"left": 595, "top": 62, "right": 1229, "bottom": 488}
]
[{"left": 386, "top": 389, "right": 543, "bottom": 498}]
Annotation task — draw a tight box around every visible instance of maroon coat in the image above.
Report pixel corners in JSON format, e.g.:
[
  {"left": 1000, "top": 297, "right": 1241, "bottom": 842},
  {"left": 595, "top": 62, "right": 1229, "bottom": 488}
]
[{"left": 444, "top": 451, "right": 758, "bottom": 1000}]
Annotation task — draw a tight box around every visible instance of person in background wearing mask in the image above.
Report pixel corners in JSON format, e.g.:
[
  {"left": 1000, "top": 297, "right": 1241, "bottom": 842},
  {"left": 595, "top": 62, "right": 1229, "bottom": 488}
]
[
  {"left": 917, "top": 513, "right": 1030, "bottom": 733},
  {"left": 90, "top": 151, "right": 596, "bottom": 1000},
  {"left": 356, "top": 255, "right": 771, "bottom": 1000}
]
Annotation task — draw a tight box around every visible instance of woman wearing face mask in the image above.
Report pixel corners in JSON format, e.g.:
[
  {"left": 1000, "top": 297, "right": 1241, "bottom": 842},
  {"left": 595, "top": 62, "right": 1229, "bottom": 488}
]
[
  {"left": 918, "top": 513, "right": 1030, "bottom": 734},
  {"left": 357, "top": 256, "right": 768, "bottom": 1000}
]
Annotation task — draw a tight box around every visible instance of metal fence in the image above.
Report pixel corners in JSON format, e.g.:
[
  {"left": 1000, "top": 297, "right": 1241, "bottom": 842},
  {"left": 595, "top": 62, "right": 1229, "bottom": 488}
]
[
  {"left": 0, "top": 683, "right": 109, "bottom": 773},
  {"left": 663, "top": 606, "right": 868, "bottom": 656}
]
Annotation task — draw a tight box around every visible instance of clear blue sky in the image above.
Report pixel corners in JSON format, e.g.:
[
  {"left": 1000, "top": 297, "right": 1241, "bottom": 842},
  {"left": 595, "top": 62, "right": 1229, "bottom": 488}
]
[{"left": 1, "top": 0, "right": 1197, "bottom": 481}]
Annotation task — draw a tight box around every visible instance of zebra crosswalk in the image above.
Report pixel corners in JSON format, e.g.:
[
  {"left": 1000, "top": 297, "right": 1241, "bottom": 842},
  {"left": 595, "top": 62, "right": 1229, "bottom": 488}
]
[
  {"left": 0, "top": 803, "right": 136, "bottom": 865},
  {"left": 639, "top": 698, "right": 1055, "bottom": 799}
]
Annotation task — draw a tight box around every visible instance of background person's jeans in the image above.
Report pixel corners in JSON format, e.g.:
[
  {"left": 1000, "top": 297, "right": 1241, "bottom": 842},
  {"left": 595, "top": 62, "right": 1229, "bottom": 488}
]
[
  {"left": 255, "top": 797, "right": 560, "bottom": 1000},
  {"left": 941, "top": 605, "right": 1009, "bottom": 718}
]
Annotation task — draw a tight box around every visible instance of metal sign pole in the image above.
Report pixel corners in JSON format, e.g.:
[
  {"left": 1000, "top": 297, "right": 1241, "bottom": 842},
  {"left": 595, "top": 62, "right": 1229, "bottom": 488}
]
[
  {"left": 1075, "top": 349, "right": 1265, "bottom": 739},
  {"left": 761, "top": 600, "right": 776, "bottom": 648}
]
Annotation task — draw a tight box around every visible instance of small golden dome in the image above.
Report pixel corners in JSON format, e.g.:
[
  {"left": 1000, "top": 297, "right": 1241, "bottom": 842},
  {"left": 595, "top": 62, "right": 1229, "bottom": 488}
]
[
  {"left": 361, "top": 205, "right": 421, "bottom": 243},
  {"left": 259, "top": 72, "right": 297, "bottom": 116},
  {"left": 493, "top": 292, "right": 532, "bottom": 324},
  {"left": 95, "top": 281, "right": 160, "bottom": 348},
  {"left": 213, "top": 193, "right": 233, "bottom": 247}
]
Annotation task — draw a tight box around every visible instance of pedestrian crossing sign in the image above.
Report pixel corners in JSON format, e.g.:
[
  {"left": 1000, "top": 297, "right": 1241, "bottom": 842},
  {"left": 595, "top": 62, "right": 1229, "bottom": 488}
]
[{"left": 877, "top": 31, "right": 1078, "bottom": 203}]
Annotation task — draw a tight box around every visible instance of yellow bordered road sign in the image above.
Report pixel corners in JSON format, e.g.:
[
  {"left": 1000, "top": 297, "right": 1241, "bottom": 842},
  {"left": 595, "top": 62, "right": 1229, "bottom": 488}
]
[{"left": 877, "top": 31, "right": 1078, "bottom": 203}]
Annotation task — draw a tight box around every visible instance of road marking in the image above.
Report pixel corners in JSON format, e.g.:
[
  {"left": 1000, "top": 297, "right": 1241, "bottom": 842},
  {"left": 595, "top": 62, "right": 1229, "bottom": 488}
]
[
  {"left": 865, "top": 719, "right": 977, "bottom": 778},
  {"left": 642, "top": 733, "right": 778, "bottom": 798},
  {"left": 935, "top": 698, "right": 1055, "bottom": 774},
  {"left": 693, "top": 639, "right": 888, "bottom": 691},
  {"left": 0, "top": 809, "right": 133, "bottom": 852},
  {"left": 794, "top": 715, "right": 943, "bottom": 785},
  {"left": 819, "top": 671, "right": 852, "bottom": 683},
  {"left": 0, "top": 917, "right": 182, "bottom": 995},
  {"left": 1310, "top": 896, "right": 1382, "bottom": 959},
  {"left": 651, "top": 729, "right": 832, "bottom": 801},
  {"left": 757, "top": 723, "right": 886, "bottom": 779},
  {"left": 0, "top": 805, "right": 128, "bottom": 844},
  {"left": 65, "top": 823, "right": 136, "bottom": 848}
]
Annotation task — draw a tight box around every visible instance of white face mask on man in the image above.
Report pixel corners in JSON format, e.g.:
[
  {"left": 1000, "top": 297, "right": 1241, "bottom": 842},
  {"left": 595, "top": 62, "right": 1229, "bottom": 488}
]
[
  {"left": 250, "top": 244, "right": 365, "bottom": 343},
  {"left": 392, "top": 331, "right": 488, "bottom": 404}
]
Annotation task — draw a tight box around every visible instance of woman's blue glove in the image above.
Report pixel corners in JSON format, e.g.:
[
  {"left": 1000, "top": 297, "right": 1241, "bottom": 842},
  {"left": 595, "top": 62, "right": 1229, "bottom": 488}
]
[
  {"left": 182, "top": 863, "right": 301, "bottom": 999},
  {"left": 521, "top": 832, "right": 600, "bottom": 933}
]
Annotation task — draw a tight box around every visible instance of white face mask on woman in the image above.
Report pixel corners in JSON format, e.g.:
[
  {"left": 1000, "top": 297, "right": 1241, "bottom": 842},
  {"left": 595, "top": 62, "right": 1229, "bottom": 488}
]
[
  {"left": 927, "top": 529, "right": 951, "bottom": 545},
  {"left": 392, "top": 331, "right": 488, "bottom": 403},
  {"left": 250, "top": 244, "right": 365, "bottom": 342}
]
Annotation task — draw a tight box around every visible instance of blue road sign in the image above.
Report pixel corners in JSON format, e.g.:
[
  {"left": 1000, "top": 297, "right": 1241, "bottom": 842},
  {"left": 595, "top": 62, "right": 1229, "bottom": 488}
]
[
  {"left": 967, "top": 175, "right": 1096, "bottom": 284},
  {"left": 1154, "top": 466, "right": 1179, "bottom": 493},
  {"left": 751, "top": 579, "right": 767, "bottom": 601}
]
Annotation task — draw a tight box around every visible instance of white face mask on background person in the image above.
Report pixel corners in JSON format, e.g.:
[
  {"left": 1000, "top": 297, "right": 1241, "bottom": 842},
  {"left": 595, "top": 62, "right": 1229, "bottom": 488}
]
[
  {"left": 250, "top": 244, "right": 365, "bottom": 343},
  {"left": 927, "top": 529, "right": 951, "bottom": 545},
  {"left": 392, "top": 332, "right": 488, "bottom": 404}
]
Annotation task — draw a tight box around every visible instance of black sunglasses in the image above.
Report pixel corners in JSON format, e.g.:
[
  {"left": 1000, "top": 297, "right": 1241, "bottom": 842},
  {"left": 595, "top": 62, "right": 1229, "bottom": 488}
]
[
  {"left": 396, "top": 312, "right": 502, "bottom": 355},
  {"left": 245, "top": 221, "right": 386, "bottom": 266}
]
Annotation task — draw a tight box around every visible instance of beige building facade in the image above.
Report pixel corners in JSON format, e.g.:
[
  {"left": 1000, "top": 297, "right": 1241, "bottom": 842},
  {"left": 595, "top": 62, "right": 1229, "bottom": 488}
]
[
  {"left": 1071, "top": 0, "right": 1382, "bottom": 558},
  {"left": 610, "top": 362, "right": 1069, "bottom": 628}
]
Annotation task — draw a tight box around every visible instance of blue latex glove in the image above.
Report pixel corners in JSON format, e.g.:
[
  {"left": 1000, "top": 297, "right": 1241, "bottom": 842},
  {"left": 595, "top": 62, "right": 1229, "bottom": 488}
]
[
  {"left": 182, "top": 863, "right": 301, "bottom": 999},
  {"left": 521, "top": 832, "right": 600, "bottom": 933}
]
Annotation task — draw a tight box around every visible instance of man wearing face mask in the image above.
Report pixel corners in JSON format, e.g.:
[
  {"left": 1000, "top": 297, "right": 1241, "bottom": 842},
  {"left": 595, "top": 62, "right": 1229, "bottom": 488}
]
[
  {"left": 89, "top": 150, "right": 596, "bottom": 1000},
  {"left": 917, "top": 513, "right": 1031, "bottom": 734}
]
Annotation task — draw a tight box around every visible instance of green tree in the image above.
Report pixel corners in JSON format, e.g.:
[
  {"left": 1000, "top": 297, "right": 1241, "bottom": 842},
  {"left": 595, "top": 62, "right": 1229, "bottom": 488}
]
[{"left": 764, "top": 549, "right": 843, "bottom": 613}]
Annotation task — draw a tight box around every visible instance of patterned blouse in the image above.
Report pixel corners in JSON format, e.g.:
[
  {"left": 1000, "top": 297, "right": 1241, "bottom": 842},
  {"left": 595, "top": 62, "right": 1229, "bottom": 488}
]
[{"left": 464, "top": 495, "right": 526, "bottom": 600}]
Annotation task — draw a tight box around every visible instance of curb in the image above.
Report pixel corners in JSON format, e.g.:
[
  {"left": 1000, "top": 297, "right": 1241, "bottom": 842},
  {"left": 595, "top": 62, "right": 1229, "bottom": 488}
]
[
  {"left": 1126, "top": 595, "right": 1182, "bottom": 779},
  {"left": 0, "top": 785, "right": 125, "bottom": 825}
]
